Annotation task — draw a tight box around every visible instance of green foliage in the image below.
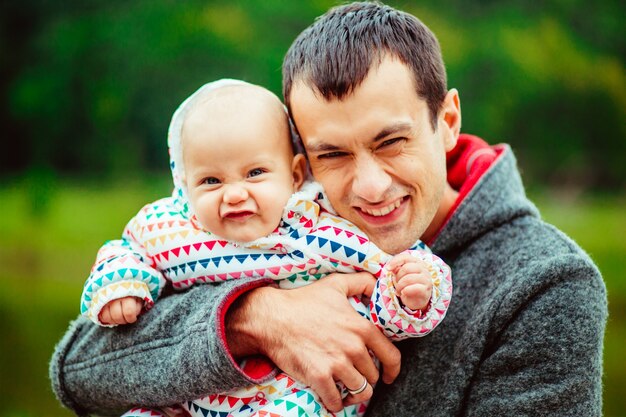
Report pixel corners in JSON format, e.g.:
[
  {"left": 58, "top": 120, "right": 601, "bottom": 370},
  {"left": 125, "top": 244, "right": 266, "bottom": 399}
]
[
  {"left": 406, "top": 1, "right": 626, "bottom": 190},
  {"left": 1, "top": 0, "right": 624, "bottom": 190}
]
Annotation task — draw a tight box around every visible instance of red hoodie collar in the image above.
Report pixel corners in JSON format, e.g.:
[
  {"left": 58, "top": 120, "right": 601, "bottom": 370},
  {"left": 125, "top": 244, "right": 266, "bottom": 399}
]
[{"left": 429, "top": 134, "right": 506, "bottom": 243}]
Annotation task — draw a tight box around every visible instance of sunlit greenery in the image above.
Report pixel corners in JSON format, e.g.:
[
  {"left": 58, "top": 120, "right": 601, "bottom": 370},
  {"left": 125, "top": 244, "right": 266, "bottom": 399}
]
[{"left": 2, "top": 0, "right": 624, "bottom": 189}]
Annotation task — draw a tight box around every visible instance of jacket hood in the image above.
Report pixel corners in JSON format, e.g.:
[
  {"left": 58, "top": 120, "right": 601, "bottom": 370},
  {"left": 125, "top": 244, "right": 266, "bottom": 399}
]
[
  {"left": 432, "top": 135, "right": 540, "bottom": 257},
  {"left": 167, "top": 79, "right": 304, "bottom": 219}
]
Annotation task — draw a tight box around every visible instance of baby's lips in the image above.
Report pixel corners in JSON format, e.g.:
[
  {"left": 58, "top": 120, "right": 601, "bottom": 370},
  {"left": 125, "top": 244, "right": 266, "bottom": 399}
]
[{"left": 223, "top": 210, "right": 254, "bottom": 219}]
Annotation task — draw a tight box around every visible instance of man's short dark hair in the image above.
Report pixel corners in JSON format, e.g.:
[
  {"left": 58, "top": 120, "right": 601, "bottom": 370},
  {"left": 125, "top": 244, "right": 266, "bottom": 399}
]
[{"left": 283, "top": 1, "right": 447, "bottom": 129}]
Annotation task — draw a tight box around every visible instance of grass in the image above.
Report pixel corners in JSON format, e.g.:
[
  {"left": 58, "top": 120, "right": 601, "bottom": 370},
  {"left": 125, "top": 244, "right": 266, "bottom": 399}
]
[
  {"left": 0, "top": 175, "right": 171, "bottom": 417},
  {"left": 0, "top": 177, "right": 623, "bottom": 416}
]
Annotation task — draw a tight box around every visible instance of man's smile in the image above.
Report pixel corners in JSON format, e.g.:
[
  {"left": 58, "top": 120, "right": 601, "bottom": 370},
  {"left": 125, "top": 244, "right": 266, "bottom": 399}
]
[{"left": 355, "top": 196, "right": 409, "bottom": 225}]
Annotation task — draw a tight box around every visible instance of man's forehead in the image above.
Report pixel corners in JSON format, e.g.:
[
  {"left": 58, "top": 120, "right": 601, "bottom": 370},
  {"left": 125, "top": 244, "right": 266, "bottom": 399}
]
[
  {"left": 289, "top": 79, "right": 325, "bottom": 106},
  {"left": 289, "top": 57, "right": 431, "bottom": 151}
]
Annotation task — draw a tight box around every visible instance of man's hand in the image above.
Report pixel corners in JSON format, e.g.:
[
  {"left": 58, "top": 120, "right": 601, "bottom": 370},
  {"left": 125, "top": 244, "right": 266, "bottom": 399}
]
[
  {"left": 225, "top": 272, "right": 401, "bottom": 412},
  {"left": 99, "top": 296, "right": 143, "bottom": 325}
]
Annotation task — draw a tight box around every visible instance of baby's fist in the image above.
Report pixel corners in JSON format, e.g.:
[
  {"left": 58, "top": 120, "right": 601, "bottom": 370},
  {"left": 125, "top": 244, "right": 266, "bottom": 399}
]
[
  {"left": 388, "top": 253, "right": 433, "bottom": 311},
  {"left": 99, "top": 296, "right": 143, "bottom": 325}
]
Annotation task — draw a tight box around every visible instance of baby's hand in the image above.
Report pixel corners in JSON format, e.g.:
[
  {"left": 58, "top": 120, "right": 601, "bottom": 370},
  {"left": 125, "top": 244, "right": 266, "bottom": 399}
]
[
  {"left": 99, "top": 296, "right": 143, "bottom": 325},
  {"left": 387, "top": 253, "right": 433, "bottom": 311}
]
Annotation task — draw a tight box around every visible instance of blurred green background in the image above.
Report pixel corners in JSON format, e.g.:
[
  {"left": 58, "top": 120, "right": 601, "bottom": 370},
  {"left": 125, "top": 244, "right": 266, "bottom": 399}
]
[{"left": 0, "top": 0, "right": 624, "bottom": 416}]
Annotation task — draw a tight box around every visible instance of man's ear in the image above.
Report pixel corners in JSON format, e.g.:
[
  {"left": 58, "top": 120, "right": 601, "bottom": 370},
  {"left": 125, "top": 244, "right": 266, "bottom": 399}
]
[
  {"left": 439, "top": 88, "right": 461, "bottom": 151},
  {"left": 291, "top": 153, "right": 307, "bottom": 190}
]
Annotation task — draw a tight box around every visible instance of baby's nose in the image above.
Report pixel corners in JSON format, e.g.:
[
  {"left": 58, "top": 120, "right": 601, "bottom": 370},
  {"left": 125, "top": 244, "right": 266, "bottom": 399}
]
[{"left": 223, "top": 183, "right": 249, "bottom": 204}]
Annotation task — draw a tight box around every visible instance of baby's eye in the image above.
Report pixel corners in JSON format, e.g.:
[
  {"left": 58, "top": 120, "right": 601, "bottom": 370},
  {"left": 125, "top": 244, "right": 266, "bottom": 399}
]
[
  {"left": 248, "top": 168, "right": 266, "bottom": 178},
  {"left": 203, "top": 177, "right": 220, "bottom": 185}
]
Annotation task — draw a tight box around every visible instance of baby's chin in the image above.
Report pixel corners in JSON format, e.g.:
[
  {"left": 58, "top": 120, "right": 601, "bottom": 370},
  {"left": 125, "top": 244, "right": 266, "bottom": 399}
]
[
  {"left": 197, "top": 214, "right": 281, "bottom": 243},
  {"left": 221, "top": 225, "right": 278, "bottom": 244}
]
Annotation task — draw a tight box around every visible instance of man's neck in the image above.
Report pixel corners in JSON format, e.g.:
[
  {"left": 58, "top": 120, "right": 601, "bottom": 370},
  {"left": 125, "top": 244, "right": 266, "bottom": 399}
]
[{"left": 422, "top": 183, "right": 458, "bottom": 244}]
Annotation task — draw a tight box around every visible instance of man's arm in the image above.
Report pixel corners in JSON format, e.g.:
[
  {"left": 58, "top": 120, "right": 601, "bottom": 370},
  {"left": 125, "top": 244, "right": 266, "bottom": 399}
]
[
  {"left": 51, "top": 273, "right": 400, "bottom": 416},
  {"left": 51, "top": 277, "right": 273, "bottom": 416},
  {"left": 225, "top": 272, "right": 401, "bottom": 413}
]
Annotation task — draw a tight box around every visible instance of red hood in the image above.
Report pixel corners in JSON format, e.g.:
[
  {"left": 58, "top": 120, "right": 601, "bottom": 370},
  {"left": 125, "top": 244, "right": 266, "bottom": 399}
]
[
  {"left": 447, "top": 134, "right": 504, "bottom": 192},
  {"left": 428, "top": 133, "right": 506, "bottom": 244}
]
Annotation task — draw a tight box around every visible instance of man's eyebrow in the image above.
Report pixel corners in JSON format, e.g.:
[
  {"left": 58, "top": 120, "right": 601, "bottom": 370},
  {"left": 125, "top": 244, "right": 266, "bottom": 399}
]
[
  {"left": 307, "top": 122, "right": 413, "bottom": 153},
  {"left": 371, "top": 122, "right": 413, "bottom": 143},
  {"left": 306, "top": 142, "right": 341, "bottom": 153}
]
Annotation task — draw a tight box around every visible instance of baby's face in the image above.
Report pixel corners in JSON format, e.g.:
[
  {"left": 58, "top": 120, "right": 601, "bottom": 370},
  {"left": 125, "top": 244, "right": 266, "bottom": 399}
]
[{"left": 182, "top": 89, "right": 305, "bottom": 242}]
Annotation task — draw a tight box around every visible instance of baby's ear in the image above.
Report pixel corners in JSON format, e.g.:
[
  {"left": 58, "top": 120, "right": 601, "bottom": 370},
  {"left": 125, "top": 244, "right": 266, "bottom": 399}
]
[
  {"left": 291, "top": 153, "right": 307, "bottom": 190},
  {"left": 179, "top": 172, "right": 191, "bottom": 194}
]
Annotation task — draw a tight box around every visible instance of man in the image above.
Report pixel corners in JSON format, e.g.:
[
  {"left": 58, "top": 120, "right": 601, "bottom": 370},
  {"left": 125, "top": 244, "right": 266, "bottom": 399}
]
[{"left": 51, "top": 2, "right": 607, "bottom": 416}]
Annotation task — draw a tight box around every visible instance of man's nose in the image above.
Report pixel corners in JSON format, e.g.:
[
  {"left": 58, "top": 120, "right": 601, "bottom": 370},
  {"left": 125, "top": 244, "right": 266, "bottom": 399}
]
[
  {"left": 352, "top": 155, "right": 392, "bottom": 202},
  {"left": 223, "top": 183, "right": 249, "bottom": 204}
]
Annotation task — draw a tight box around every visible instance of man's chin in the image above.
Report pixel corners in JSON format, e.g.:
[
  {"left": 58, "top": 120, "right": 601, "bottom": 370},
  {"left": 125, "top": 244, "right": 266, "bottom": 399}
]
[
  {"left": 366, "top": 229, "right": 418, "bottom": 255},
  {"left": 376, "top": 241, "right": 414, "bottom": 255}
]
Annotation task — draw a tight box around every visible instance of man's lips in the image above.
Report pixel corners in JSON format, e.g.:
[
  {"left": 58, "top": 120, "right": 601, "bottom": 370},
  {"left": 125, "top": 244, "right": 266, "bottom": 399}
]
[{"left": 356, "top": 197, "right": 408, "bottom": 225}]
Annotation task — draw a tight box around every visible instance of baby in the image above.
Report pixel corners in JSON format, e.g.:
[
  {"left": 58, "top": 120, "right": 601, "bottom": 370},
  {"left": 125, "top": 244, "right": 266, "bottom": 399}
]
[{"left": 81, "top": 79, "right": 452, "bottom": 417}]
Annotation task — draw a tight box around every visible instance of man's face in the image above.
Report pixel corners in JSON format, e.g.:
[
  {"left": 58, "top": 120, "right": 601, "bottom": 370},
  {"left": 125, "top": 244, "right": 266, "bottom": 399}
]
[{"left": 289, "top": 57, "right": 459, "bottom": 253}]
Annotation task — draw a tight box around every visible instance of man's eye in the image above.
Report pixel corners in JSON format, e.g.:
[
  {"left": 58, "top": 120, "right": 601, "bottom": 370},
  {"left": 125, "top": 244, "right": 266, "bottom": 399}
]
[
  {"left": 379, "top": 138, "right": 404, "bottom": 148},
  {"left": 248, "top": 168, "right": 266, "bottom": 177},
  {"left": 203, "top": 177, "right": 220, "bottom": 185},
  {"left": 318, "top": 151, "right": 348, "bottom": 159}
]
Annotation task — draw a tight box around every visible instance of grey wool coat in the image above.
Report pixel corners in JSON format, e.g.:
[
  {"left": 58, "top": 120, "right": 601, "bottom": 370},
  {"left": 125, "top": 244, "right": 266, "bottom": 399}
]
[{"left": 50, "top": 142, "right": 607, "bottom": 417}]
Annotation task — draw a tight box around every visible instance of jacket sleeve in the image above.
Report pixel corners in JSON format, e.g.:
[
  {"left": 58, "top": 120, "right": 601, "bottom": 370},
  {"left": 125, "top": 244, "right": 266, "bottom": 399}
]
[
  {"left": 369, "top": 249, "right": 452, "bottom": 341},
  {"left": 305, "top": 211, "right": 453, "bottom": 340},
  {"left": 80, "top": 204, "right": 167, "bottom": 326},
  {"left": 51, "top": 277, "right": 276, "bottom": 417}
]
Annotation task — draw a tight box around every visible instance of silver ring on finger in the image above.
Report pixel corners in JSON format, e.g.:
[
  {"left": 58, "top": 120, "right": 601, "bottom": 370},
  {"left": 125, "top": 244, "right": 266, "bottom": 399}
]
[{"left": 347, "top": 376, "right": 368, "bottom": 395}]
